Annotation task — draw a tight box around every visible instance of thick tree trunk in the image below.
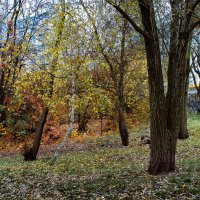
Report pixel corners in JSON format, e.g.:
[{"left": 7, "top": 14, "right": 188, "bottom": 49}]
[
  {"left": 77, "top": 114, "right": 88, "bottom": 132},
  {"left": 23, "top": 107, "right": 49, "bottom": 161},
  {"left": 77, "top": 101, "right": 90, "bottom": 132},
  {"left": 108, "top": 0, "right": 198, "bottom": 175},
  {"left": 139, "top": 0, "right": 177, "bottom": 175}
]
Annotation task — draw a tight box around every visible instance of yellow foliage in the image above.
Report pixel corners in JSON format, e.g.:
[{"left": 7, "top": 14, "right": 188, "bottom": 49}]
[{"left": 0, "top": 123, "right": 7, "bottom": 136}]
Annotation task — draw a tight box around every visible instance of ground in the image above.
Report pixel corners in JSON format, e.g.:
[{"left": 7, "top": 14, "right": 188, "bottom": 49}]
[{"left": 0, "top": 114, "right": 200, "bottom": 199}]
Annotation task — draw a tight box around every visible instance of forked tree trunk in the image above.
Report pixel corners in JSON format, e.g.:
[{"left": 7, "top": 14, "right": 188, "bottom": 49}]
[{"left": 139, "top": 1, "right": 178, "bottom": 174}]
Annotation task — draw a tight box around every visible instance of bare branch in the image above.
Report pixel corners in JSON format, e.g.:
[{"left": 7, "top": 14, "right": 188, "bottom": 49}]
[
  {"left": 106, "top": 0, "right": 149, "bottom": 38},
  {"left": 80, "top": 0, "right": 118, "bottom": 86}
]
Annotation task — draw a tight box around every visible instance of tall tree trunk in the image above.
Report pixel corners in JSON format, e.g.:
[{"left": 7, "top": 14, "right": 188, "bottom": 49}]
[
  {"left": 179, "top": 89, "right": 189, "bottom": 139},
  {"left": 139, "top": 1, "right": 177, "bottom": 175},
  {"left": 117, "top": 19, "right": 129, "bottom": 146}
]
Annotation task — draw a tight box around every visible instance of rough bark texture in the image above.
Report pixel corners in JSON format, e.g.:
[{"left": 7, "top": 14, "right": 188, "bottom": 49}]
[
  {"left": 108, "top": 0, "right": 199, "bottom": 175},
  {"left": 139, "top": 0, "right": 195, "bottom": 175},
  {"left": 23, "top": 107, "right": 49, "bottom": 161},
  {"left": 178, "top": 55, "right": 190, "bottom": 139},
  {"left": 138, "top": 0, "right": 176, "bottom": 175}
]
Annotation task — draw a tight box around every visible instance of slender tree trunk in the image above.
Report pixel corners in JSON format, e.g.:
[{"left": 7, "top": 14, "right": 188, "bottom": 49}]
[
  {"left": 117, "top": 19, "right": 129, "bottom": 146},
  {"left": 178, "top": 37, "right": 192, "bottom": 139},
  {"left": 118, "top": 101, "right": 129, "bottom": 146},
  {"left": 178, "top": 62, "right": 190, "bottom": 139},
  {"left": 179, "top": 92, "right": 189, "bottom": 139}
]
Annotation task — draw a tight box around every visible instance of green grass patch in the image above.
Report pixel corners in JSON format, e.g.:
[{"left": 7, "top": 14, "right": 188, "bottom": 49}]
[{"left": 0, "top": 114, "right": 200, "bottom": 199}]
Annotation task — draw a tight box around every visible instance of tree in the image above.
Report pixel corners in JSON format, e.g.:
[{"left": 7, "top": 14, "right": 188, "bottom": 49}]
[
  {"left": 107, "top": 0, "right": 200, "bottom": 174},
  {"left": 0, "top": 0, "right": 49, "bottom": 126},
  {"left": 81, "top": 1, "right": 139, "bottom": 146},
  {"left": 0, "top": 0, "right": 23, "bottom": 125},
  {"left": 23, "top": 0, "right": 66, "bottom": 161}
]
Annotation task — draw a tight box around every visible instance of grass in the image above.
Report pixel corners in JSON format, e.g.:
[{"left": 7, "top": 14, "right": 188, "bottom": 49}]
[{"left": 0, "top": 114, "right": 200, "bottom": 199}]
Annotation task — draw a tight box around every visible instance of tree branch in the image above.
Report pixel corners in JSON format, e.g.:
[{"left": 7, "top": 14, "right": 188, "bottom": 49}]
[
  {"left": 186, "top": 0, "right": 200, "bottom": 24},
  {"left": 80, "top": 0, "right": 118, "bottom": 86},
  {"left": 188, "top": 19, "right": 200, "bottom": 33},
  {"left": 106, "top": 0, "right": 149, "bottom": 38},
  {"left": 191, "top": 0, "right": 200, "bottom": 13}
]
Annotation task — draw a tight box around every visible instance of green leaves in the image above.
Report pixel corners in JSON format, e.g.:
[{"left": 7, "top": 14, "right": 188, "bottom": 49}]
[{"left": 1, "top": 114, "right": 200, "bottom": 199}]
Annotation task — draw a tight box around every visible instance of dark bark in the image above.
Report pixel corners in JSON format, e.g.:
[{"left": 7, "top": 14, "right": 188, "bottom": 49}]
[
  {"left": 77, "top": 101, "right": 90, "bottom": 132},
  {"left": 118, "top": 101, "right": 129, "bottom": 146},
  {"left": 117, "top": 20, "right": 129, "bottom": 146},
  {"left": 23, "top": 107, "right": 49, "bottom": 161},
  {"left": 137, "top": 1, "right": 175, "bottom": 175},
  {"left": 179, "top": 93, "right": 189, "bottom": 139},
  {"left": 23, "top": 0, "right": 66, "bottom": 161},
  {"left": 77, "top": 114, "right": 89, "bottom": 132},
  {"left": 108, "top": 0, "right": 199, "bottom": 175},
  {"left": 178, "top": 49, "right": 190, "bottom": 139}
]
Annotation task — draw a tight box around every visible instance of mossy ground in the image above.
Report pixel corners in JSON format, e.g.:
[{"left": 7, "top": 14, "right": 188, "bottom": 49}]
[{"left": 0, "top": 114, "right": 200, "bottom": 199}]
